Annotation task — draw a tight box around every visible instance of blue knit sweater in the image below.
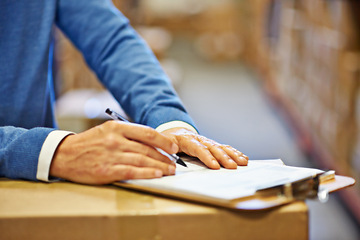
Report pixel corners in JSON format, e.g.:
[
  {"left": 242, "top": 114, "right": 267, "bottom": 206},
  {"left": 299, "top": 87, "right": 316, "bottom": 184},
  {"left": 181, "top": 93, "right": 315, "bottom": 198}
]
[{"left": 0, "top": 0, "right": 195, "bottom": 181}]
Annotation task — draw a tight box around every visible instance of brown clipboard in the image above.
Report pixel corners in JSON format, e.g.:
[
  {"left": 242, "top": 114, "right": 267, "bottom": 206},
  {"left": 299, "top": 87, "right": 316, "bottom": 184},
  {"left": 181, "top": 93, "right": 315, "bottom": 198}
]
[{"left": 113, "top": 163, "right": 355, "bottom": 211}]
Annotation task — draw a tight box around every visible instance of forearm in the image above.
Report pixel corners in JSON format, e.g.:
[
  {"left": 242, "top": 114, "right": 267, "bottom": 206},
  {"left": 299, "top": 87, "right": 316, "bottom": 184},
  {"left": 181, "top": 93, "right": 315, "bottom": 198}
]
[
  {"left": 56, "top": 0, "right": 196, "bottom": 128},
  {"left": 37, "top": 130, "right": 74, "bottom": 181}
]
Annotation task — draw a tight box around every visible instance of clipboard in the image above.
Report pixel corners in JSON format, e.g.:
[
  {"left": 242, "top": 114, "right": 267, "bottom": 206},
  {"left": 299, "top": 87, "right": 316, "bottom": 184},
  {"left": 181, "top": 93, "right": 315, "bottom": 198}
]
[{"left": 113, "top": 157, "right": 355, "bottom": 210}]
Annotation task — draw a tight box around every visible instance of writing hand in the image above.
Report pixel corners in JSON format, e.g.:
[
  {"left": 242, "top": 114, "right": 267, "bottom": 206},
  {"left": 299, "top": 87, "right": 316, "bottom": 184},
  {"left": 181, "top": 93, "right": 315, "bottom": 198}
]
[
  {"left": 50, "top": 121, "right": 178, "bottom": 184},
  {"left": 161, "top": 128, "right": 248, "bottom": 169}
]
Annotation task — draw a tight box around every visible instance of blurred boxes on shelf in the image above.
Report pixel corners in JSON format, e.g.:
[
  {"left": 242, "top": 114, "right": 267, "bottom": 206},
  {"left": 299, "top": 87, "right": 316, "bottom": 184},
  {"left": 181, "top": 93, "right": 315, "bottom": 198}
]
[
  {"left": 233, "top": 0, "right": 360, "bottom": 214},
  {"left": 55, "top": 89, "right": 126, "bottom": 133},
  {"left": 139, "top": 0, "right": 244, "bottom": 61},
  {"left": 237, "top": 0, "right": 360, "bottom": 174},
  {"left": 353, "top": 97, "right": 360, "bottom": 191}
]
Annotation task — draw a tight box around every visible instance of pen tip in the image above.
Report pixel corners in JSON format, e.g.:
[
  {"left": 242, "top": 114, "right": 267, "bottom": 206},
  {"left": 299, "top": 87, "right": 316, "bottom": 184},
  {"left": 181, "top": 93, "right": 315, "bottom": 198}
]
[{"left": 177, "top": 159, "right": 188, "bottom": 167}]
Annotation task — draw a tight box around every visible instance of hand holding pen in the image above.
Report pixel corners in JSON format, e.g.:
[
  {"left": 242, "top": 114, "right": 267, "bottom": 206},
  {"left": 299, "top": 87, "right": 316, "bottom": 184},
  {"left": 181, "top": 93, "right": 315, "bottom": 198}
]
[
  {"left": 50, "top": 110, "right": 181, "bottom": 184},
  {"left": 105, "top": 108, "right": 249, "bottom": 171},
  {"left": 105, "top": 108, "right": 187, "bottom": 167}
]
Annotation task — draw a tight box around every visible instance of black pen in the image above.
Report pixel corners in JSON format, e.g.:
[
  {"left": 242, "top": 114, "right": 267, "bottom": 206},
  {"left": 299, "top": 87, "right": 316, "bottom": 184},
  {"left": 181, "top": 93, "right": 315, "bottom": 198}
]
[{"left": 105, "top": 108, "right": 187, "bottom": 167}]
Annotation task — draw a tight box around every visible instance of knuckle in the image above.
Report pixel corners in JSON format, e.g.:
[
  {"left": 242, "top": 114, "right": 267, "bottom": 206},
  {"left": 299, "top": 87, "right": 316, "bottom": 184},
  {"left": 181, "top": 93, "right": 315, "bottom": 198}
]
[
  {"left": 102, "top": 120, "right": 125, "bottom": 133},
  {"left": 91, "top": 164, "right": 110, "bottom": 180},
  {"left": 194, "top": 145, "right": 206, "bottom": 157},
  {"left": 133, "top": 154, "right": 146, "bottom": 166},
  {"left": 124, "top": 168, "right": 136, "bottom": 180},
  {"left": 103, "top": 120, "right": 117, "bottom": 129},
  {"left": 103, "top": 133, "right": 120, "bottom": 150},
  {"left": 143, "top": 128, "right": 158, "bottom": 141},
  {"left": 142, "top": 146, "right": 152, "bottom": 157}
]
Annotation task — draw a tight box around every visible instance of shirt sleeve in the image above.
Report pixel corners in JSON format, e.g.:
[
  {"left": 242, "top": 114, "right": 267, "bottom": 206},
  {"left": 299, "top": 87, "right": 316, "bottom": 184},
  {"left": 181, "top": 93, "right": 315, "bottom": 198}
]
[
  {"left": 36, "top": 130, "right": 74, "bottom": 182},
  {"left": 155, "top": 121, "right": 198, "bottom": 134}
]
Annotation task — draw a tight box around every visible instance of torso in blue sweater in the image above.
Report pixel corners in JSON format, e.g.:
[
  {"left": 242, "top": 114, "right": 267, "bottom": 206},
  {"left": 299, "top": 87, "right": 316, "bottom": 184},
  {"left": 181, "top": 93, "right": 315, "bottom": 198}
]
[
  {"left": 0, "top": 1, "right": 56, "bottom": 128},
  {"left": 0, "top": 0, "right": 195, "bottom": 180}
]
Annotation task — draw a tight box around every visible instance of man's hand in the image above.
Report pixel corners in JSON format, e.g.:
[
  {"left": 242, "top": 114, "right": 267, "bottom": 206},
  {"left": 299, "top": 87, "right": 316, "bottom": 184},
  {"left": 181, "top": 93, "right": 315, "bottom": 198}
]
[
  {"left": 162, "top": 128, "right": 248, "bottom": 169},
  {"left": 50, "top": 121, "right": 179, "bottom": 185}
]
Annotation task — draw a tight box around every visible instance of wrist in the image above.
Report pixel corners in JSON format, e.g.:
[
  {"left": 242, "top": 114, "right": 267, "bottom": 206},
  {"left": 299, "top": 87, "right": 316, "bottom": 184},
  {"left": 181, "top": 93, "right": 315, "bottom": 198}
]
[
  {"left": 37, "top": 130, "right": 74, "bottom": 182},
  {"left": 49, "top": 134, "right": 74, "bottom": 179}
]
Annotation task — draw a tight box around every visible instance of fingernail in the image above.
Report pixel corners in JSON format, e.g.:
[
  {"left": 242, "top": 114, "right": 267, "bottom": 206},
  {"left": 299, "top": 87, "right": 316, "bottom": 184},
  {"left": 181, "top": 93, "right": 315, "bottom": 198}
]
[
  {"left": 155, "top": 170, "right": 163, "bottom": 178},
  {"left": 168, "top": 166, "right": 176, "bottom": 175},
  {"left": 212, "top": 160, "right": 220, "bottom": 168}
]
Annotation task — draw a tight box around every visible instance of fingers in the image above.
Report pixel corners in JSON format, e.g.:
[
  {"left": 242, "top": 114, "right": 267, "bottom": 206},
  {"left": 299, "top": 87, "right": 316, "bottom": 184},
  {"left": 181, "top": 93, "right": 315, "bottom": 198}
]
[
  {"left": 162, "top": 128, "right": 249, "bottom": 169},
  {"left": 90, "top": 153, "right": 176, "bottom": 184},
  {"left": 116, "top": 152, "right": 176, "bottom": 176},
  {"left": 220, "top": 145, "right": 248, "bottom": 166},
  {"left": 111, "top": 165, "right": 164, "bottom": 181},
  {"left": 118, "top": 140, "right": 175, "bottom": 166},
  {"left": 54, "top": 151, "right": 176, "bottom": 185},
  {"left": 114, "top": 121, "right": 178, "bottom": 154},
  {"left": 101, "top": 121, "right": 178, "bottom": 165},
  {"left": 198, "top": 138, "right": 249, "bottom": 169},
  {"left": 181, "top": 138, "right": 221, "bottom": 169},
  {"left": 83, "top": 166, "right": 165, "bottom": 185}
]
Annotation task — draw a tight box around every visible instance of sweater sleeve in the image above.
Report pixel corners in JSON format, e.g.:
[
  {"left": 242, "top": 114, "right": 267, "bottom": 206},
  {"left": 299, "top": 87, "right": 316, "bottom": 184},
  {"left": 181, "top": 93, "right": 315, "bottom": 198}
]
[
  {"left": 0, "top": 126, "right": 54, "bottom": 181},
  {"left": 55, "top": 0, "right": 196, "bottom": 129}
]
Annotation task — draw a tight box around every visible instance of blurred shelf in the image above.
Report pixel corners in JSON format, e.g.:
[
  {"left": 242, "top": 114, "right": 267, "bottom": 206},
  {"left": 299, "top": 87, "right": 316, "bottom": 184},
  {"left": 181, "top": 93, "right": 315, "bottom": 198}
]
[{"left": 264, "top": 82, "right": 360, "bottom": 226}]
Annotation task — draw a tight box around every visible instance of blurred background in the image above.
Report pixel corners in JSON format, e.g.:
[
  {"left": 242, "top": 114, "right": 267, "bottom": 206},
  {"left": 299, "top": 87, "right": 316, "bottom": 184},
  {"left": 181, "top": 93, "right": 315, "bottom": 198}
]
[{"left": 53, "top": 1, "right": 360, "bottom": 239}]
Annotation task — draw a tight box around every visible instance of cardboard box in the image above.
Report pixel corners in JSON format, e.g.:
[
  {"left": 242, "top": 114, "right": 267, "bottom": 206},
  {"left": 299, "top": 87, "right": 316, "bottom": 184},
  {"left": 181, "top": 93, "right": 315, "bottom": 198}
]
[{"left": 0, "top": 180, "right": 308, "bottom": 240}]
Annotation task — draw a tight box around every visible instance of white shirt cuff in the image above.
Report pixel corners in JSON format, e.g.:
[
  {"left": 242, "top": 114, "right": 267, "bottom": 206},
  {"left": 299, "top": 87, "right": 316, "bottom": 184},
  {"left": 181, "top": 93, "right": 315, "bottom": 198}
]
[
  {"left": 36, "top": 130, "right": 74, "bottom": 182},
  {"left": 155, "top": 121, "right": 198, "bottom": 133}
]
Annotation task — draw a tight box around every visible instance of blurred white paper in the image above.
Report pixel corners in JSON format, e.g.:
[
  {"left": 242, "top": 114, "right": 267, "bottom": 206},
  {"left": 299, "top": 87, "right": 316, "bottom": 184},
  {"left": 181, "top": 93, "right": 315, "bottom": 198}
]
[{"left": 125, "top": 157, "right": 323, "bottom": 201}]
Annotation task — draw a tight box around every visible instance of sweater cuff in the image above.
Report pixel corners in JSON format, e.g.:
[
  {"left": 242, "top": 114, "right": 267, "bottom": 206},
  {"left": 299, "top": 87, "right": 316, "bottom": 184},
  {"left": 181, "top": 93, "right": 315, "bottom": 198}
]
[
  {"left": 36, "top": 130, "right": 74, "bottom": 182},
  {"left": 155, "top": 121, "right": 198, "bottom": 134}
]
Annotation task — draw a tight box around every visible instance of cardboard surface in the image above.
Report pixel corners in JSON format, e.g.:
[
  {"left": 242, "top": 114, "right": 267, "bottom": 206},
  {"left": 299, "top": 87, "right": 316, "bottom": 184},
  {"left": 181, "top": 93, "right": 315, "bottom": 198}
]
[{"left": 0, "top": 179, "right": 308, "bottom": 240}]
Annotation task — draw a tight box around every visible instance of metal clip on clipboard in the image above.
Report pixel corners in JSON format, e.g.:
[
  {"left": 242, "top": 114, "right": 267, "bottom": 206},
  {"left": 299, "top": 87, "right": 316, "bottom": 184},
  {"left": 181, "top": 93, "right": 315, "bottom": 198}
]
[{"left": 256, "top": 171, "right": 335, "bottom": 203}]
